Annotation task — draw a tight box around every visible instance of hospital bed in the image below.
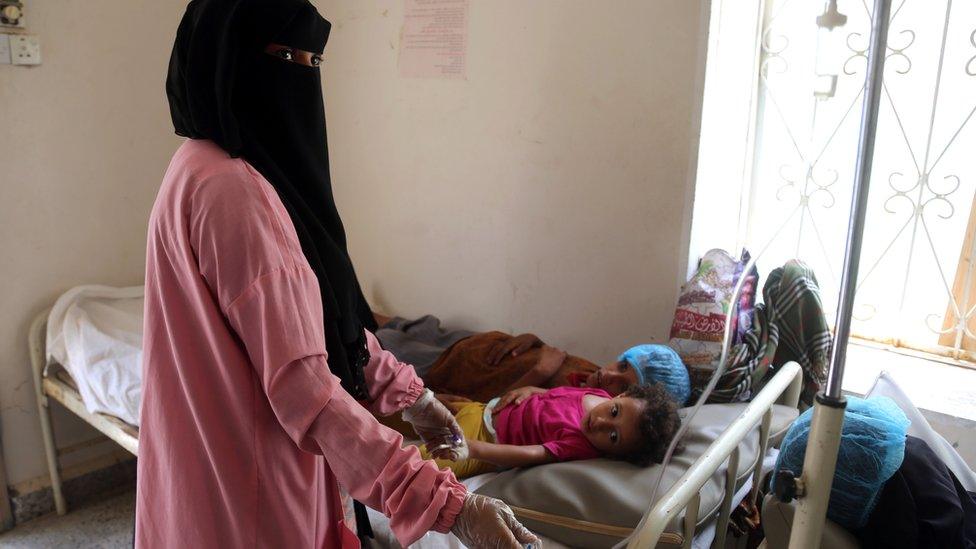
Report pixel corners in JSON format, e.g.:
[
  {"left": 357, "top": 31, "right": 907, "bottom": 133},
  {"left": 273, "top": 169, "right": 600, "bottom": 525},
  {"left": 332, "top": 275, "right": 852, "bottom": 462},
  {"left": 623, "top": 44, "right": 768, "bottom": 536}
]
[
  {"left": 28, "top": 287, "right": 803, "bottom": 547},
  {"left": 367, "top": 363, "right": 801, "bottom": 548}
]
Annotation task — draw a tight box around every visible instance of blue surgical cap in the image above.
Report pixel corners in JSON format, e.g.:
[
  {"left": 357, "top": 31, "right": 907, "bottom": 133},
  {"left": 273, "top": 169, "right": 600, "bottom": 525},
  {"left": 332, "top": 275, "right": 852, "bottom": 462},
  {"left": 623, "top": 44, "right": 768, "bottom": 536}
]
[
  {"left": 618, "top": 344, "right": 691, "bottom": 405},
  {"left": 773, "top": 396, "right": 910, "bottom": 530}
]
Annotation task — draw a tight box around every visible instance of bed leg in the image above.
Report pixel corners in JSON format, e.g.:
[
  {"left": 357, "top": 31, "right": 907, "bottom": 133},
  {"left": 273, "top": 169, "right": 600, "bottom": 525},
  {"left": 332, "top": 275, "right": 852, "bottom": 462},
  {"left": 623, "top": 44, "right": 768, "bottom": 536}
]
[
  {"left": 0, "top": 441, "right": 14, "bottom": 531},
  {"left": 713, "top": 447, "right": 739, "bottom": 549},
  {"left": 29, "top": 308, "right": 66, "bottom": 516},
  {"left": 748, "top": 410, "right": 773, "bottom": 506},
  {"left": 37, "top": 399, "right": 66, "bottom": 516},
  {"left": 682, "top": 493, "right": 700, "bottom": 549}
]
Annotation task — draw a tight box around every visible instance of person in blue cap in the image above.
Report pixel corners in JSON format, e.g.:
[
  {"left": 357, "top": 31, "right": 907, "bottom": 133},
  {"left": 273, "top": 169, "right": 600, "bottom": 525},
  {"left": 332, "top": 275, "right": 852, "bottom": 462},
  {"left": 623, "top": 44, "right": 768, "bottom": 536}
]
[{"left": 615, "top": 344, "right": 692, "bottom": 405}]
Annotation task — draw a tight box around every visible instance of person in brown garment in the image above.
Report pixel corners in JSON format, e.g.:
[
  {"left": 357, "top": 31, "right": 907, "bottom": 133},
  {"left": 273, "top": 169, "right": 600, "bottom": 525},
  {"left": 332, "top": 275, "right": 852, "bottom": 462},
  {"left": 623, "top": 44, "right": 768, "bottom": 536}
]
[{"left": 423, "top": 331, "right": 641, "bottom": 405}]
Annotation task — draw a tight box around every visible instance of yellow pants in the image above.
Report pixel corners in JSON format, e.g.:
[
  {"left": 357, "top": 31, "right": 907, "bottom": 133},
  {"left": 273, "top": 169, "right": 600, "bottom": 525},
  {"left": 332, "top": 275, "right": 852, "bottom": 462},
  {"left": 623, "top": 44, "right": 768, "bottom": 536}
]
[{"left": 419, "top": 401, "right": 497, "bottom": 478}]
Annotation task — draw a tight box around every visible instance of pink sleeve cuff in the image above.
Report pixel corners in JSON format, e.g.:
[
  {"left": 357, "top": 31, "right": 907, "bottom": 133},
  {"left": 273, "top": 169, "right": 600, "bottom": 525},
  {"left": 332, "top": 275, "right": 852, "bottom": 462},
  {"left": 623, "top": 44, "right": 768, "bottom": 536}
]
[
  {"left": 399, "top": 376, "right": 425, "bottom": 410},
  {"left": 363, "top": 330, "right": 428, "bottom": 416},
  {"left": 431, "top": 481, "right": 468, "bottom": 533}
]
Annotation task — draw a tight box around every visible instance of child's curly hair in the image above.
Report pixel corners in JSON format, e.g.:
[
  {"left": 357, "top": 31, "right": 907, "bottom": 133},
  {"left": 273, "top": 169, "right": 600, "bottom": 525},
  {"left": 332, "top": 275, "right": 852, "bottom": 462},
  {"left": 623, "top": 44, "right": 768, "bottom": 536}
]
[{"left": 622, "top": 382, "right": 682, "bottom": 467}]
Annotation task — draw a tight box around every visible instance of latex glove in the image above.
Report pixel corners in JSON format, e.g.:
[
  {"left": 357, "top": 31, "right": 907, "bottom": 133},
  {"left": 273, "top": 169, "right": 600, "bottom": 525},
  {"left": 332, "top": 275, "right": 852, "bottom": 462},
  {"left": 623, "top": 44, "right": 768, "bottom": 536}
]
[
  {"left": 451, "top": 493, "right": 542, "bottom": 549},
  {"left": 403, "top": 388, "right": 469, "bottom": 461}
]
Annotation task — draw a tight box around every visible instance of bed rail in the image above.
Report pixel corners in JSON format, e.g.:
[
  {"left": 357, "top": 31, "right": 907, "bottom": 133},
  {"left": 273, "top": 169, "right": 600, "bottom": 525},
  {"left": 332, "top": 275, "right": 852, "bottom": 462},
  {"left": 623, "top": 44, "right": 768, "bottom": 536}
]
[{"left": 626, "top": 361, "right": 802, "bottom": 548}]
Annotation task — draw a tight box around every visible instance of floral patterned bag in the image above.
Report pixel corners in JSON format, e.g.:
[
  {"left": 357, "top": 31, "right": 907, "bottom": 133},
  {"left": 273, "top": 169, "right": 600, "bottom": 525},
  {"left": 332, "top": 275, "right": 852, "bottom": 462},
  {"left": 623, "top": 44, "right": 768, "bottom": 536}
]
[{"left": 668, "top": 249, "right": 756, "bottom": 390}]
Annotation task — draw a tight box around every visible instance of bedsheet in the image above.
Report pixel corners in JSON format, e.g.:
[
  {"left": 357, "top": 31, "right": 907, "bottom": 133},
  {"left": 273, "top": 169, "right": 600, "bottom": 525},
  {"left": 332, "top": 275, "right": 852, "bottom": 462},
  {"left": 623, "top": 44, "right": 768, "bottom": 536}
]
[
  {"left": 46, "top": 285, "right": 144, "bottom": 426},
  {"left": 376, "top": 316, "right": 474, "bottom": 378}
]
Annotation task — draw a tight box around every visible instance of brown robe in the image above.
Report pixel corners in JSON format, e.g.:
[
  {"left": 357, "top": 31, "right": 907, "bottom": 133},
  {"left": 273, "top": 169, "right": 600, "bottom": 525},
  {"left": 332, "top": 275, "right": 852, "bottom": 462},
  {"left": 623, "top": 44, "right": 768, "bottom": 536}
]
[{"left": 423, "top": 331, "right": 600, "bottom": 402}]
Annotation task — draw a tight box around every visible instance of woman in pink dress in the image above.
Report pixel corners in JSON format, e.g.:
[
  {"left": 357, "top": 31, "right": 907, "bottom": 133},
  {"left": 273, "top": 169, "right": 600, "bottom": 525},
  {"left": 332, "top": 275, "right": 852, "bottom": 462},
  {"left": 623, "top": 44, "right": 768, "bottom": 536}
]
[{"left": 136, "top": 1, "right": 539, "bottom": 547}]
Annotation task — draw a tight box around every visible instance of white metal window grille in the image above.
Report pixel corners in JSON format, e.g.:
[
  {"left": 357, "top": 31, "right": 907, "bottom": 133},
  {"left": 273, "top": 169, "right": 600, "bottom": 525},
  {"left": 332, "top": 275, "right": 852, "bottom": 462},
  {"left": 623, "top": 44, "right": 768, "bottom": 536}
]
[{"left": 736, "top": 0, "right": 976, "bottom": 364}]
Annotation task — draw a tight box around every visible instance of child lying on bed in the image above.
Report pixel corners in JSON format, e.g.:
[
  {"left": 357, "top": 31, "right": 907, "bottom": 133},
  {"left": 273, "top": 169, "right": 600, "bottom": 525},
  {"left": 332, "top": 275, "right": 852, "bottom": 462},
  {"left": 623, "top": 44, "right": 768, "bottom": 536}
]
[{"left": 420, "top": 382, "right": 681, "bottom": 478}]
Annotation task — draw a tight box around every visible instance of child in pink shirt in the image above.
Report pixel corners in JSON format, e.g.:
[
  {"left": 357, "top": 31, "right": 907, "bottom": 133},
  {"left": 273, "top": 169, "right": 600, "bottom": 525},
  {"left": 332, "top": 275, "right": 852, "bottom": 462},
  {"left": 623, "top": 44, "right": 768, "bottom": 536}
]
[{"left": 421, "top": 384, "right": 681, "bottom": 477}]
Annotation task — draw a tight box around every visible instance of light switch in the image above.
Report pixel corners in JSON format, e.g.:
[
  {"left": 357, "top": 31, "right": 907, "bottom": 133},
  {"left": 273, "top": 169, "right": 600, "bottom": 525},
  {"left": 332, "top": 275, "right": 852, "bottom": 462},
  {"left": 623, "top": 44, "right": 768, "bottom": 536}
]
[
  {"left": 10, "top": 33, "right": 39, "bottom": 65},
  {"left": 0, "top": 34, "right": 10, "bottom": 64}
]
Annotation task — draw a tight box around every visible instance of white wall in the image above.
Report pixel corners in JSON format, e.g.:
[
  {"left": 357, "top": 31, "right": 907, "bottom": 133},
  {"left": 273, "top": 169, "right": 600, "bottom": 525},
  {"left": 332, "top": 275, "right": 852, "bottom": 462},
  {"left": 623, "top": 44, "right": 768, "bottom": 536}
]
[
  {"left": 0, "top": 0, "right": 708, "bottom": 490},
  {"left": 0, "top": 1, "right": 184, "bottom": 488},
  {"left": 322, "top": 0, "right": 707, "bottom": 360}
]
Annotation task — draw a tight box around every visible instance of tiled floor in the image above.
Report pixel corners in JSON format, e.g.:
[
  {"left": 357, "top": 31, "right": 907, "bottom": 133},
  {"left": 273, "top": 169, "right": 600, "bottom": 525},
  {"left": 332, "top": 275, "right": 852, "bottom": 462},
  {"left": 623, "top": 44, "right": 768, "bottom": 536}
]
[{"left": 0, "top": 490, "right": 133, "bottom": 548}]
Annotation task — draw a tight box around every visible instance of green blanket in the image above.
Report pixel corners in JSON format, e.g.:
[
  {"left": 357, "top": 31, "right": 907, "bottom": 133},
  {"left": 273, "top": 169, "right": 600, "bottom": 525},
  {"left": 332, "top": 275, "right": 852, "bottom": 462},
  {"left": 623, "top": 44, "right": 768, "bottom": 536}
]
[{"left": 708, "top": 260, "right": 831, "bottom": 408}]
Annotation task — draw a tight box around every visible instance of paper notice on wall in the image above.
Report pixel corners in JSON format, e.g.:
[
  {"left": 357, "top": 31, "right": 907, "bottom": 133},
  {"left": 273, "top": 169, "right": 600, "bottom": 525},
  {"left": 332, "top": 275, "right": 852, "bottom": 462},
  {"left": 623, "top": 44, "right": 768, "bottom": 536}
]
[{"left": 398, "top": 0, "right": 468, "bottom": 80}]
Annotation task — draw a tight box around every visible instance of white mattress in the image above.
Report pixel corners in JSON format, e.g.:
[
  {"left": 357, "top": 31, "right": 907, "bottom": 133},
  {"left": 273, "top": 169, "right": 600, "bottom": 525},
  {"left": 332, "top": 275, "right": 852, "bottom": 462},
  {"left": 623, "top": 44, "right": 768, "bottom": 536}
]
[{"left": 46, "top": 285, "right": 144, "bottom": 426}]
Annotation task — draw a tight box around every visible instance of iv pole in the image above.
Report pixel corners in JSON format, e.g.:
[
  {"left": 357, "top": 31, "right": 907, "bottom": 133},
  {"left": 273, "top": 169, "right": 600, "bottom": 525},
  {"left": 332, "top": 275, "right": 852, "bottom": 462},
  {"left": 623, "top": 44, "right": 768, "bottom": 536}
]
[{"left": 788, "top": 0, "right": 891, "bottom": 546}]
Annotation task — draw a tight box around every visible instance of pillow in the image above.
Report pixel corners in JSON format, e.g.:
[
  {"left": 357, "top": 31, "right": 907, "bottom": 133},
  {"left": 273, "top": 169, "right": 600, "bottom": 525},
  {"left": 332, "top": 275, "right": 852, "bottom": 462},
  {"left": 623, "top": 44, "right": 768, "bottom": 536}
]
[{"left": 476, "top": 403, "right": 798, "bottom": 548}]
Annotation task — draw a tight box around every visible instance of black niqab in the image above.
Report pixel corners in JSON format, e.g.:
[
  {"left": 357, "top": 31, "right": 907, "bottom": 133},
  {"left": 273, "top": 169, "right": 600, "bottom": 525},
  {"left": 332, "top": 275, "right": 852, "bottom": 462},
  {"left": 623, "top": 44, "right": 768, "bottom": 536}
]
[{"left": 167, "top": 0, "right": 377, "bottom": 400}]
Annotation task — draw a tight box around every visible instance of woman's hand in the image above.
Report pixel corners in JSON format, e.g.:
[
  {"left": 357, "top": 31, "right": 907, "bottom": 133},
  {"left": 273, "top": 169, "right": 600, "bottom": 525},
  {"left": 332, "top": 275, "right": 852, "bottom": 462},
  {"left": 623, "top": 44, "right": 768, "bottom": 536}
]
[
  {"left": 494, "top": 386, "right": 547, "bottom": 413},
  {"left": 486, "top": 333, "right": 543, "bottom": 366},
  {"left": 451, "top": 493, "right": 542, "bottom": 549},
  {"left": 403, "top": 389, "right": 469, "bottom": 461}
]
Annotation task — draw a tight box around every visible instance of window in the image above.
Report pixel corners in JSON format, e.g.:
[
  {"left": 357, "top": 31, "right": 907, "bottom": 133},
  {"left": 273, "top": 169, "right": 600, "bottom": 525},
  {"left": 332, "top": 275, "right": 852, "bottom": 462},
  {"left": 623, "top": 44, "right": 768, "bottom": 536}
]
[{"left": 692, "top": 0, "right": 976, "bottom": 363}]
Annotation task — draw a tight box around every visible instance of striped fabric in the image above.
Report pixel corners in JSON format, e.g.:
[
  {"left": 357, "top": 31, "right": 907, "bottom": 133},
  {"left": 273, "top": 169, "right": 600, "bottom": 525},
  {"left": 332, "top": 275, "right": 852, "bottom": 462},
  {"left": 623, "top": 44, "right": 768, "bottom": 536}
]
[{"left": 706, "top": 260, "right": 831, "bottom": 408}]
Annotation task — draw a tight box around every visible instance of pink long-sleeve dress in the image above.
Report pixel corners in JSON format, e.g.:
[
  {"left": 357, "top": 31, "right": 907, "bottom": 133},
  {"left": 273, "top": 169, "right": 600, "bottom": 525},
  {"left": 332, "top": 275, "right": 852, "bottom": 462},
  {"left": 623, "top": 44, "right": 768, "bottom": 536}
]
[{"left": 136, "top": 139, "right": 466, "bottom": 548}]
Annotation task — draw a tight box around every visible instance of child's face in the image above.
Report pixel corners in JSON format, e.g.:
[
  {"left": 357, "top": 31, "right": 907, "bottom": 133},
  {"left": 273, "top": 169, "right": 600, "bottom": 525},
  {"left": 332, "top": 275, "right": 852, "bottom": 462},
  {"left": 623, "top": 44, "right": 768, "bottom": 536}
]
[
  {"left": 580, "top": 395, "right": 645, "bottom": 457},
  {"left": 584, "top": 361, "right": 639, "bottom": 396}
]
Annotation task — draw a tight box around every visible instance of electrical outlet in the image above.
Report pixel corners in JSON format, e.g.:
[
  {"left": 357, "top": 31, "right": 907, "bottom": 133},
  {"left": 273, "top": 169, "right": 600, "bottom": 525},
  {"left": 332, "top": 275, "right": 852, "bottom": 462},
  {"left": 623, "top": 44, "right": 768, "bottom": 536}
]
[
  {"left": 0, "top": 34, "right": 11, "bottom": 64},
  {"left": 10, "top": 33, "right": 39, "bottom": 65}
]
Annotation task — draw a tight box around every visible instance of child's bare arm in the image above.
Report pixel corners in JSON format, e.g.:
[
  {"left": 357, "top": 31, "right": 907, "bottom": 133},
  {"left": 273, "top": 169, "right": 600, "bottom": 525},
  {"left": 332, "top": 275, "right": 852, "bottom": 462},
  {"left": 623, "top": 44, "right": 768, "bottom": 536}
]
[{"left": 468, "top": 439, "right": 556, "bottom": 468}]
